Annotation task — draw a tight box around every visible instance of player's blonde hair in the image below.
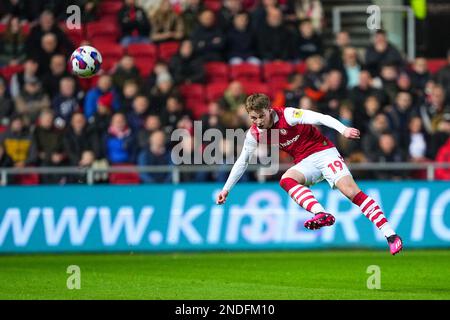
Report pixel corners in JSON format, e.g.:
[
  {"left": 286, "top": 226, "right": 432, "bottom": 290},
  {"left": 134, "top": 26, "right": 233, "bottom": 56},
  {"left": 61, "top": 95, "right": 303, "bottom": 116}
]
[{"left": 245, "top": 93, "right": 270, "bottom": 113}]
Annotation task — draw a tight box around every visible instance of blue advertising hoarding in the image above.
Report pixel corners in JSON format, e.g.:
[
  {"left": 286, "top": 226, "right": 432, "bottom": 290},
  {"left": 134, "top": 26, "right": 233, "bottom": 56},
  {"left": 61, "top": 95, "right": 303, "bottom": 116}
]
[{"left": 0, "top": 182, "right": 449, "bottom": 253}]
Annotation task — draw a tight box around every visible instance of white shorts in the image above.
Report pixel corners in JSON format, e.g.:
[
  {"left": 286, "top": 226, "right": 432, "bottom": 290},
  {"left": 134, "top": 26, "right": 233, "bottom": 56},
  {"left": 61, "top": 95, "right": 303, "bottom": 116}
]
[{"left": 290, "top": 147, "right": 352, "bottom": 189}]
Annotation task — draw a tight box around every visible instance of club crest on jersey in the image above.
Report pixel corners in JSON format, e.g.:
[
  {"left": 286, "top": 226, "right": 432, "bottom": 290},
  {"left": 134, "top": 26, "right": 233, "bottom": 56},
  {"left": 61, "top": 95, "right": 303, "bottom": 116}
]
[
  {"left": 280, "top": 129, "right": 287, "bottom": 135},
  {"left": 293, "top": 109, "right": 303, "bottom": 118}
]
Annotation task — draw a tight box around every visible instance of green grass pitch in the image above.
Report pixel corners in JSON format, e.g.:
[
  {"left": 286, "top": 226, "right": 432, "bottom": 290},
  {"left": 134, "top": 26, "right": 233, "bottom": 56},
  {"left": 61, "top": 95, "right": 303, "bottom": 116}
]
[{"left": 1, "top": 250, "right": 450, "bottom": 299}]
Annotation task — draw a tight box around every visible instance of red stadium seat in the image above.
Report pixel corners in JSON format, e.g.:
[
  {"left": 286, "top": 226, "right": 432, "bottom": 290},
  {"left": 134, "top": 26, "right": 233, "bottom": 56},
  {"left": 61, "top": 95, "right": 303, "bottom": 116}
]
[
  {"left": 230, "top": 63, "right": 261, "bottom": 82},
  {"left": 0, "top": 24, "right": 7, "bottom": 34},
  {"left": 0, "top": 64, "right": 24, "bottom": 84},
  {"left": 127, "top": 43, "right": 157, "bottom": 59},
  {"left": 187, "top": 102, "right": 209, "bottom": 120},
  {"left": 92, "top": 42, "right": 125, "bottom": 71},
  {"left": 179, "top": 84, "right": 205, "bottom": 109},
  {"left": 204, "top": 0, "right": 222, "bottom": 12},
  {"left": 268, "top": 80, "right": 289, "bottom": 93},
  {"left": 14, "top": 173, "right": 40, "bottom": 185},
  {"left": 263, "top": 61, "right": 294, "bottom": 82},
  {"left": 60, "top": 23, "right": 85, "bottom": 47},
  {"left": 205, "top": 62, "right": 229, "bottom": 83},
  {"left": 241, "top": 82, "right": 272, "bottom": 98},
  {"left": 427, "top": 59, "right": 447, "bottom": 74},
  {"left": 134, "top": 59, "right": 155, "bottom": 77},
  {"left": 0, "top": 125, "right": 7, "bottom": 134},
  {"left": 86, "top": 21, "right": 120, "bottom": 43},
  {"left": 158, "top": 41, "right": 180, "bottom": 62},
  {"left": 205, "top": 82, "right": 228, "bottom": 102},
  {"left": 98, "top": 1, "right": 123, "bottom": 16},
  {"left": 109, "top": 165, "right": 140, "bottom": 185},
  {"left": 21, "top": 23, "right": 30, "bottom": 35}
]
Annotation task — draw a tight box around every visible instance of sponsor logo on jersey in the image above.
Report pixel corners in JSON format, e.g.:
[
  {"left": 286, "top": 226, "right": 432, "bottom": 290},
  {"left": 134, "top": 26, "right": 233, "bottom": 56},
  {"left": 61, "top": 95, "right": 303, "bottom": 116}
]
[
  {"left": 293, "top": 109, "right": 303, "bottom": 118},
  {"left": 279, "top": 134, "right": 300, "bottom": 148}
]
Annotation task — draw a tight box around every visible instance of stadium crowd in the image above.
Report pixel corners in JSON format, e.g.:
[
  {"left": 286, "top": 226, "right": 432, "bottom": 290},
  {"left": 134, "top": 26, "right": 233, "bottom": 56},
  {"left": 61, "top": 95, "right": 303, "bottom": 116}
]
[{"left": 0, "top": 0, "right": 449, "bottom": 184}]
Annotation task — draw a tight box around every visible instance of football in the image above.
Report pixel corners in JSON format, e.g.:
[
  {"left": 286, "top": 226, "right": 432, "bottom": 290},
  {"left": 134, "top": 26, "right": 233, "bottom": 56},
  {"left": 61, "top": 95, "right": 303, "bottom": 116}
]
[{"left": 69, "top": 45, "right": 102, "bottom": 78}]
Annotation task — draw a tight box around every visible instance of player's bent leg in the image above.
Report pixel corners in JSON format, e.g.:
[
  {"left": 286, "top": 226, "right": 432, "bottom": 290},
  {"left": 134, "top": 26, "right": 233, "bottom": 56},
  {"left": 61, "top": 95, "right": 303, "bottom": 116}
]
[
  {"left": 335, "top": 175, "right": 403, "bottom": 255},
  {"left": 279, "top": 170, "right": 335, "bottom": 230}
]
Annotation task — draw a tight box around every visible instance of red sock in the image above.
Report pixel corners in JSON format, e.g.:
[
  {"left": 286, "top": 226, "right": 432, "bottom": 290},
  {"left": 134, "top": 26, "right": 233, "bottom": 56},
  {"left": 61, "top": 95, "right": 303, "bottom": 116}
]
[
  {"left": 280, "top": 177, "right": 325, "bottom": 214},
  {"left": 352, "top": 191, "right": 389, "bottom": 230}
]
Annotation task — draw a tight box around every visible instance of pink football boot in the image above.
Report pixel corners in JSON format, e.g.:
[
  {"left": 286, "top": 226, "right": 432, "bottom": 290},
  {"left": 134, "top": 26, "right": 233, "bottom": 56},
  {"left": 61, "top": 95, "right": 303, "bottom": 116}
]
[
  {"left": 387, "top": 234, "right": 403, "bottom": 255},
  {"left": 304, "top": 213, "right": 336, "bottom": 230}
]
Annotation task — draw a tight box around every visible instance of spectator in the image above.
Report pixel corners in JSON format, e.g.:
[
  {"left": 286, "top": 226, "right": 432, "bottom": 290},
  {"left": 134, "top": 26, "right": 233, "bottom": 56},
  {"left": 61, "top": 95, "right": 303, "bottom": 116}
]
[
  {"left": 285, "top": 0, "right": 324, "bottom": 32},
  {"left": 326, "top": 30, "right": 351, "bottom": 70},
  {"left": 146, "top": 60, "right": 170, "bottom": 91},
  {"left": 79, "top": 0, "right": 99, "bottom": 23},
  {"left": 190, "top": 9, "right": 225, "bottom": 62},
  {"left": 103, "top": 112, "right": 138, "bottom": 164},
  {"left": 112, "top": 55, "right": 142, "bottom": 90},
  {"left": 225, "top": 11, "right": 260, "bottom": 65},
  {"left": 364, "top": 29, "right": 404, "bottom": 77},
  {"left": 409, "top": 57, "right": 430, "bottom": 99},
  {"left": 149, "top": 0, "right": 184, "bottom": 43},
  {"left": 318, "top": 69, "right": 346, "bottom": 119},
  {"left": 119, "top": 79, "right": 141, "bottom": 113},
  {"left": 52, "top": 77, "right": 80, "bottom": 128},
  {"left": 28, "top": 109, "right": 66, "bottom": 183},
  {"left": 64, "top": 112, "right": 100, "bottom": 167},
  {"left": 257, "top": 7, "right": 294, "bottom": 61},
  {"left": 0, "top": 77, "right": 14, "bottom": 126},
  {"left": 89, "top": 94, "right": 113, "bottom": 138},
  {"left": 386, "top": 91, "right": 415, "bottom": 156},
  {"left": 427, "top": 112, "right": 450, "bottom": 158},
  {"left": 0, "top": 16, "right": 27, "bottom": 66},
  {"left": 137, "top": 130, "right": 172, "bottom": 183},
  {"left": 9, "top": 57, "right": 39, "bottom": 98},
  {"left": 372, "top": 132, "right": 405, "bottom": 179},
  {"left": 34, "top": 32, "right": 66, "bottom": 76},
  {"left": 180, "top": 0, "right": 205, "bottom": 38},
  {"left": 137, "top": 114, "right": 162, "bottom": 149},
  {"left": 84, "top": 75, "right": 120, "bottom": 120},
  {"left": 14, "top": 76, "right": 51, "bottom": 125},
  {"left": 435, "top": 49, "right": 450, "bottom": 100},
  {"left": 303, "top": 55, "right": 326, "bottom": 102},
  {"left": 341, "top": 46, "right": 362, "bottom": 89},
  {"left": 0, "top": 0, "right": 27, "bottom": 22},
  {"left": 434, "top": 137, "right": 450, "bottom": 180},
  {"left": 362, "top": 113, "right": 390, "bottom": 159},
  {"left": 219, "top": 81, "right": 246, "bottom": 112},
  {"left": 169, "top": 40, "right": 205, "bottom": 85},
  {"left": 127, "top": 95, "right": 150, "bottom": 132},
  {"left": 272, "top": 73, "right": 304, "bottom": 108},
  {"left": 354, "top": 95, "right": 381, "bottom": 136},
  {"left": 250, "top": 0, "right": 278, "bottom": 31},
  {"left": 349, "top": 70, "right": 386, "bottom": 116},
  {"left": 149, "top": 71, "right": 177, "bottom": 115},
  {"left": 378, "top": 63, "right": 400, "bottom": 105},
  {"left": 25, "top": 10, "right": 73, "bottom": 59},
  {"left": 418, "top": 84, "right": 449, "bottom": 134},
  {"left": 160, "top": 95, "right": 191, "bottom": 135},
  {"left": 118, "top": 0, "right": 151, "bottom": 46},
  {"left": 217, "top": 0, "right": 243, "bottom": 31},
  {"left": 407, "top": 116, "right": 428, "bottom": 161},
  {"left": 200, "top": 101, "right": 226, "bottom": 133},
  {"left": 294, "top": 18, "right": 322, "bottom": 61},
  {"left": 0, "top": 115, "right": 32, "bottom": 167},
  {"left": 42, "top": 54, "right": 74, "bottom": 99}
]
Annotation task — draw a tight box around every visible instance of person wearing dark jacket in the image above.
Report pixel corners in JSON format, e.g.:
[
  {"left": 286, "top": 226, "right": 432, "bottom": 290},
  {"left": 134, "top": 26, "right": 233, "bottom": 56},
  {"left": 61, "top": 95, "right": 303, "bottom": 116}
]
[
  {"left": 24, "top": 10, "right": 73, "bottom": 60},
  {"left": 294, "top": 18, "right": 322, "bottom": 61},
  {"left": 52, "top": 77, "right": 80, "bottom": 127},
  {"left": 225, "top": 11, "right": 260, "bottom": 65},
  {"left": 137, "top": 130, "right": 172, "bottom": 183},
  {"left": 190, "top": 9, "right": 225, "bottom": 62},
  {"left": 364, "top": 29, "right": 404, "bottom": 77},
  {"left": 118, "top": 0, "right": 151, "bottom": 46},
  {"left": 257, "top": 7, "right": 294, "bottom": 61},
  {"left": 64, "top": 112, "right": 100, "bottom": 166},
  {"left": 169, "top": 40, "right": 205, "bottom": 85}
]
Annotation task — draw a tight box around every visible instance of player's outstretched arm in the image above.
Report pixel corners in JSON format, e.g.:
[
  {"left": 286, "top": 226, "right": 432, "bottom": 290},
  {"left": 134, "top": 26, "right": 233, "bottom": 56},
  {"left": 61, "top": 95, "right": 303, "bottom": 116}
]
[
  {"left": 284, "top": 108, "right": 360, "bottom": 139},
  {"left": 216, "top": 131, "right": 257, "bottom": 205}
]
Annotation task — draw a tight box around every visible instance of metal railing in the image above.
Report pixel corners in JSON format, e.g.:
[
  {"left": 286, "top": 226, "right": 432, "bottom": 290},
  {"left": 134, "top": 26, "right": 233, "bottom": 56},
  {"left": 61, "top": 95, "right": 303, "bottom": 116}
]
[
  {"left": 1, "top": 162, "right": 450, "bottom": 186},
  {"left": 332, "top": 5, "right": 415, "bottom": 60}
]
